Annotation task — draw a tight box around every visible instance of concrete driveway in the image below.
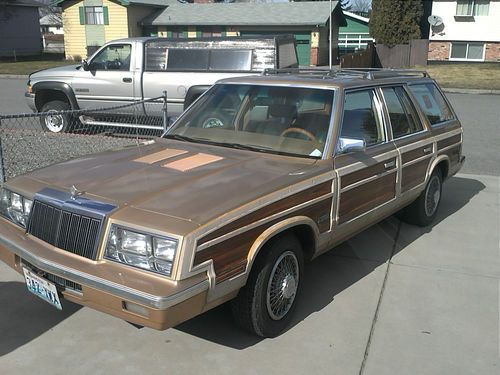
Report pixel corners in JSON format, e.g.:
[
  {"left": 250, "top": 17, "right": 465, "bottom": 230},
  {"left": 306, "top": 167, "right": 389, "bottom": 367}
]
[
  {"left": 0, "top": 78, "right": 499, "bottom": 374},
  {"left": 0, "top": 173, "right": 498, "bottom": 374}
]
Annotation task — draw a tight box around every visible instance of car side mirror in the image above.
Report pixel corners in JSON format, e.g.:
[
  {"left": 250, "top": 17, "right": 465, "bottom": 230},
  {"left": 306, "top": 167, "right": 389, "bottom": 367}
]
[
  {"left": 82, "top": 59, "right": 90, "bottom": 71},
  {"left": 337, "top": 137, "right": 366, "bottom": 154}
]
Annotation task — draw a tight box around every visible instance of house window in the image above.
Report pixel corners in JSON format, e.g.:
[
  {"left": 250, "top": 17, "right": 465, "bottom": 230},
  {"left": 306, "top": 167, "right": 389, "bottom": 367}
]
[
  {"left": 85, "top": 6, "right": 104, "bottom": 24},
  {"left": 450, "top": 42, "right": 485, "bottom": 60},
  {"left": 79, "top": 6, "right": 108, "bottom": 25},
  {"left": 170, "top": 28, "right": 185, "bottom": 38},
  {"left": 456, "top": 0, "right": 489, "bottom": 16}
]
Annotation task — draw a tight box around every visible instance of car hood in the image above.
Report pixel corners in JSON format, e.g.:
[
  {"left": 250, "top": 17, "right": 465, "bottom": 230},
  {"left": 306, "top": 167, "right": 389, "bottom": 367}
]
[
  {"left": 26, "top": 139, "right": 327, "bottom": 226},
  {"left": 30, "top": 64, "right": 81, "bottom": 81}
]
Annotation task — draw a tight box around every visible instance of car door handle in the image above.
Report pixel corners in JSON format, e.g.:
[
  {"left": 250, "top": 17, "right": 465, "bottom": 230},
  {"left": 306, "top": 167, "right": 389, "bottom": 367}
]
[
  {"left": 384, "top": 161, "right": 396, "bottom": 169},
  {"left": 122, "top": 77, "right": 132, "bottom": 83},
  {"left": 423, "top": 147, "right": 433, "bottom": 154}
]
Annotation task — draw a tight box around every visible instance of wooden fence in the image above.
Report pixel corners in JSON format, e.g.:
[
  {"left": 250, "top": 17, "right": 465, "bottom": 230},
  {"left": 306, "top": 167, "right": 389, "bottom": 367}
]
[
  {"left": 340, "top": 43, "right": 375, "bottom": 68},
  {"left": 340, "top": 39, "right": 429, "bottom": 69}
]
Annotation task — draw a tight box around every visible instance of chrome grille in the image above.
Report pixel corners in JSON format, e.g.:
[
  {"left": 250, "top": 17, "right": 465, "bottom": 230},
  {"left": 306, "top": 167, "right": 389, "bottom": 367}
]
[{"left": 28, "top": 200, "right": 102, "bottom": 260}]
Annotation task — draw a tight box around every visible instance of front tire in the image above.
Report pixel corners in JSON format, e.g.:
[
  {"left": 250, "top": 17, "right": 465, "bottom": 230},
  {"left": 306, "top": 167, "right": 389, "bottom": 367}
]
[
  {"left": 40, "top": 100, "right": 71, "bottom": 133},
  {"left": 231, "top": 234, "right": 304, "bottom": 338},
  {"left": 401, "top": 169, "right": 443, "bottom": 226}
]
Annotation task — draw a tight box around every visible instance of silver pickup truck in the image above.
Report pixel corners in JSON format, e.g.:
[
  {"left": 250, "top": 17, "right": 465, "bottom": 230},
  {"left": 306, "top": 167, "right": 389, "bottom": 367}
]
[{"left": 25, "top": 35, "right": 298, "bottom": 132}]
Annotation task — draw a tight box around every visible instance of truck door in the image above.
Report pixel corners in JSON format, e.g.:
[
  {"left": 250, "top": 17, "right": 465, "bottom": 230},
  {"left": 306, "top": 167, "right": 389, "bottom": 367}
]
[{"left": 72, "top": 43, "right": 136, "bottom": 111}]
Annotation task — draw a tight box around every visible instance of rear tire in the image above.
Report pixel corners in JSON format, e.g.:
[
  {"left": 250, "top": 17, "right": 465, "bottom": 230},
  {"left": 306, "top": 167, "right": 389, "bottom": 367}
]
[
  {"left": 400, "top": 169, "right": 443, "bottom": 227},
  {"left": 231, "top": 234, "right": 304, "bottom": 338},
  {"left": 40, "top": 100, "right": 71, "bottom": 133}
]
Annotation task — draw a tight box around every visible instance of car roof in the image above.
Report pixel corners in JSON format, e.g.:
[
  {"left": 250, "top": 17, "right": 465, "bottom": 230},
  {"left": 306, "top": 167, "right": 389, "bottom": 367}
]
[{"left": 216, "top": 68, "right": 434, "bottom": 90}]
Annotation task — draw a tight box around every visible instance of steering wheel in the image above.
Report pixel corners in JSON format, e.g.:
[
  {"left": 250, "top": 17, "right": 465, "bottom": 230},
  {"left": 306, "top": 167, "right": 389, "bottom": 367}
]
[
  {"left": 202, "top": 117, "right": 225, "bottom": 129},
  {"left": 281, "top": 127, "right": 318, "bottom": 142}
]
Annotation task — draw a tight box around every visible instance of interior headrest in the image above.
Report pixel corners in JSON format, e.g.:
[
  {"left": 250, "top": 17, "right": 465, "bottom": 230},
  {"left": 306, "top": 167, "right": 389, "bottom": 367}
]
[{"left": 269, "top": 103, "right": 297, "bottom": 118}]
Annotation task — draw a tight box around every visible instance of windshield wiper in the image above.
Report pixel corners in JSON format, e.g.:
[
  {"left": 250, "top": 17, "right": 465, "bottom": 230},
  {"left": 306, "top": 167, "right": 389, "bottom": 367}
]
[{"left": 163, "top": 134, "right": 200, "bottom": 143}]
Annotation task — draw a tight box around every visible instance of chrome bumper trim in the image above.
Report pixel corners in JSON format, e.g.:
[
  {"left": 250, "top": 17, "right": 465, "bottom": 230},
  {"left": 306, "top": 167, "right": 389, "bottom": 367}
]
[{"left": 0, "top": 234, "right": 209, "bottom": 310}]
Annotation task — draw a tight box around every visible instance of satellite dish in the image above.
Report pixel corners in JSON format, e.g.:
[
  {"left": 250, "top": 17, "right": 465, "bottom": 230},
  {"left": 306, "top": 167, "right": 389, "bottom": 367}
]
[{"left": 428, "top": 15, "right": 443, "bottom": 27}]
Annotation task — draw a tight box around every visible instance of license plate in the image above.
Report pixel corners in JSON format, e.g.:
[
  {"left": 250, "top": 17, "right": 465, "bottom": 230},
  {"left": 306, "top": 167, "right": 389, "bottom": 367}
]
[{"left": 23, "top": 267, "right": 62, "bottom": 310}]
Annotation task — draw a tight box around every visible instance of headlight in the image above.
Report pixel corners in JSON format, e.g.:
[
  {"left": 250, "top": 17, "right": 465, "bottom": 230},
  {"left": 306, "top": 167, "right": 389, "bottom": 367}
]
[
  {"left": 104, "top": 225, "right": 178, "bottom": 277},
  {"left": 0, "top": 188, "right": 33, "bottom": 228}
]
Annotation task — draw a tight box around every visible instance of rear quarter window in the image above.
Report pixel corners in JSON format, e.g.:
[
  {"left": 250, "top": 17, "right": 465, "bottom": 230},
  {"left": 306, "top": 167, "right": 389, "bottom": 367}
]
[{"left": 408, "top": 83, "right": 454, "bottom": 126}]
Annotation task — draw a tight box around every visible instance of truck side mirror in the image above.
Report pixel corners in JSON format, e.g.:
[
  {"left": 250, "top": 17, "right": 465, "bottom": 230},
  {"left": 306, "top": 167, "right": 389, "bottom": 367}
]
[{"left": 82, "top": 59, "right": 90, "bottom": 71}]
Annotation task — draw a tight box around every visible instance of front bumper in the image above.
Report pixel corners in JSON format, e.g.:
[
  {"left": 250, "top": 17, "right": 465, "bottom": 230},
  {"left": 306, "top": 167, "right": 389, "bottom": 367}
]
[
  {"left": 0, "top": 219, "right": 209, "bottom": 330},
  {"left": 25, "top": 92, "right": 36, "bottom": 112}
]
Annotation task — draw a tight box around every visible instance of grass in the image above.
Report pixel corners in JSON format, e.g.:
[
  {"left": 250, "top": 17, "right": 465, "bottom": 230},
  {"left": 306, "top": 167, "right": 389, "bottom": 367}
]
[
  {"left": 0, "top": 54, "right": 76, "bottom": 75},
  {"left": 421, "top": 63, "right": 500, "bottom": 90}
]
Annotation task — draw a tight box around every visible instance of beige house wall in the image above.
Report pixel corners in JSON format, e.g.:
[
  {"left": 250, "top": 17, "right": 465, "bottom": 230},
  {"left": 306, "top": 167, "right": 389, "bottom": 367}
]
[{"left": 62, "top": 0, "right": 87, "bottom": 60}]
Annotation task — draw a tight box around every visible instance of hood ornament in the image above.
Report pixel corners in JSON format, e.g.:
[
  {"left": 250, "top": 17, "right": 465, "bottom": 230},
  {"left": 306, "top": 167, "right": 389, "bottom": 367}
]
[{"left": 70, "top": 185, "right": 85, "bottom": 200}]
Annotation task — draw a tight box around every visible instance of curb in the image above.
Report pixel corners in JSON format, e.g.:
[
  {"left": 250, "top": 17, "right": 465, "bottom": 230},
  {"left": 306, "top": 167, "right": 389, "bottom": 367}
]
[
  {"left": 0, "top": 74, "right": 28, "bottom": 79},
  {"left": 442, "top": 87, "right": 500, "bottom": 95}
]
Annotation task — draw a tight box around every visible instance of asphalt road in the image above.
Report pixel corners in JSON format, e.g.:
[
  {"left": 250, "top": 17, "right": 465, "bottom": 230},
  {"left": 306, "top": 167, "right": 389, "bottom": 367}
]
[{"left": 0, "top": 77, "right": 498, "bottom": 175}]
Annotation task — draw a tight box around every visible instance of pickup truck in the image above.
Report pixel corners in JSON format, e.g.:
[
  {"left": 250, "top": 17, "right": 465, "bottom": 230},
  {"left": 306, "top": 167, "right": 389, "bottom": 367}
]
[{"left": 25, "top": 35, "right": 298, "bottom": 133}]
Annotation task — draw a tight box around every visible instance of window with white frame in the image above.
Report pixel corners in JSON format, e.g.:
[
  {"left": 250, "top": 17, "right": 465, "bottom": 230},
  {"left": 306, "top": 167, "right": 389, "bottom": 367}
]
[
  {"left": 85, "top": 6, "right": 104, "bottom": 25},
  {"left": 456, "top": 0, "right": 490, "bottom": 16},
  {"left": 450, "top": 42, "right": 485, "bottom": 60}
]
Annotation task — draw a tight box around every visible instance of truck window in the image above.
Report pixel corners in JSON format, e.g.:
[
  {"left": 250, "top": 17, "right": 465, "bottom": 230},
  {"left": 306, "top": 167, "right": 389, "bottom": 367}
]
[
  {"left": 278, "top": 42, "right": 298, "bottom": 68},
  {"left": 167, "top": 49, "right": 210, "bottom": 70},
  {"left": 89, "top": 44, "right": 131, "bottom": 71},
  {"left": 209, "top": 50, "right": 252, "bottom": 71}
]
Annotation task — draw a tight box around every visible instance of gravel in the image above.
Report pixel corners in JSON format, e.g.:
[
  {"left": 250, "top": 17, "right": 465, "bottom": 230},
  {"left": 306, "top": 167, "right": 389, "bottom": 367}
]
[{"left": 0, "top": 128, "right": 143, "bottom": 181}]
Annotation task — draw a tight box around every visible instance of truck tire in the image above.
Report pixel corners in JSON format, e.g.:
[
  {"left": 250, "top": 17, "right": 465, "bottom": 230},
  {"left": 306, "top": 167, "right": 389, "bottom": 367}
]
[
  {"left": 231, "top": 234, "right": 304, "bottom": 338},
  {"left": 400, "top": 169, "right": 443, "bottom": 227},
  {"left": 40, "top": 100, "right": 71, "bottom": 133}
]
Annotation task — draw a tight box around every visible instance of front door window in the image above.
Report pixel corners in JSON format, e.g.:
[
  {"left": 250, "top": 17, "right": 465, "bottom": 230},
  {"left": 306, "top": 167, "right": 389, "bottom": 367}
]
[{"left": 90, "top": 44, "right": 132, "bottom": 71}]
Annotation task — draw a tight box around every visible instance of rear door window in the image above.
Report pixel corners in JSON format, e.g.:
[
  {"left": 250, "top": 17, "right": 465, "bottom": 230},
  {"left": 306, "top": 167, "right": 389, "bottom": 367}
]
[
  {"left": 408, "top": 83, "right": 454, "bottom": 126},
  {"left": 382, "top": 86, "right": 424, "bottom": 138}
]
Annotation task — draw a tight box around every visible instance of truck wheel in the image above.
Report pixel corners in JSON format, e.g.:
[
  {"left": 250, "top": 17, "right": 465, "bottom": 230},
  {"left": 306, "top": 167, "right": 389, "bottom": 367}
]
[
  {"left": 40, "top": 101, "right": 71, "bottom": 133},
  {"left": 231, "top": 234, "right": 304, "bottom": 338},
  {"left": 401, "top": 169, "right": 443, "bottom": 227}
]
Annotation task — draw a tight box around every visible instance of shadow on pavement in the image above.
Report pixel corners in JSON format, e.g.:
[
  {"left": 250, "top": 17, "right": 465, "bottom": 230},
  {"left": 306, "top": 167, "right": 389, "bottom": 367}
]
[
  {"left": 175, "top": 175, "right": 485, "bottom": 349},
  {"left": 0, "top": 281, "right": 81, "bottom": 357}
]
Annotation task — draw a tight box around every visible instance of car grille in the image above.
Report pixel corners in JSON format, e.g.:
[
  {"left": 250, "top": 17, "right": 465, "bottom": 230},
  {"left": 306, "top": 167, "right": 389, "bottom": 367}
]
[{"left": 28, "top": 200, "right": 102, "bottom": 260}]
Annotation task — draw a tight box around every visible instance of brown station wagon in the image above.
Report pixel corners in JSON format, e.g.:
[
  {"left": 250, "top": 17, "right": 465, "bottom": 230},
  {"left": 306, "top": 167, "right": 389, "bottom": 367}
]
[{"left": 0, "top": 69, "right": 464, "bottom": 337}]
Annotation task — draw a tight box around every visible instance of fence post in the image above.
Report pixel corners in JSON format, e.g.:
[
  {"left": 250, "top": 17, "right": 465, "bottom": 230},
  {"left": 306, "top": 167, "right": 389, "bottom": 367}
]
[
  {"left": 162, "top": 90, "right": 168, "bottom": 132},
  {"left": 0, "top": 118, "right": 5, "bottom": 183}
]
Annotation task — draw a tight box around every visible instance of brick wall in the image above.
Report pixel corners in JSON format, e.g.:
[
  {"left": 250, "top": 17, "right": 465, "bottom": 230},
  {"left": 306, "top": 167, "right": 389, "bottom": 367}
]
[
  {"left": 485, "top": 43, "right": 500, "bottom": 62},
  {"left": 428, "top": 41, "right": 450, "bottom": 61},
  {"left": 429, "top": 41, "right": 500, "bottom": 62}
]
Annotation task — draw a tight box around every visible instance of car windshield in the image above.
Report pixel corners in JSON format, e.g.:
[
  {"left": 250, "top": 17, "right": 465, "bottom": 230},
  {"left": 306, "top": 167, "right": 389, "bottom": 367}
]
[{"left": 165, "top": 84, "right": 334, "bottom": 158}]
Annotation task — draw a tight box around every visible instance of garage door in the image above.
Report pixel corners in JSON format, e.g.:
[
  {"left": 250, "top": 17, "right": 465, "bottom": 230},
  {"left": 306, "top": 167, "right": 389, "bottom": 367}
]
[{"left": 239, "top": 30, "right": 311, "bottom": 66}]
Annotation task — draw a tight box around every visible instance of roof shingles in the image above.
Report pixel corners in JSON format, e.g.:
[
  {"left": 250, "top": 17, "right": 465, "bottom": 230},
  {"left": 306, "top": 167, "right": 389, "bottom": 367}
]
[{"left": 142, "top": 1, "right": 341, "bottom": 27}]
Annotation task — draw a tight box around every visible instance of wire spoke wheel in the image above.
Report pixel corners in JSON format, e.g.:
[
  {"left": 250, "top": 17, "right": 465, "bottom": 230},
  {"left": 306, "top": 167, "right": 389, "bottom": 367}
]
[
  {"left": 266, "top": 250, "right": 299, "bottom": 321},
  {"left": 424, "top": 175, "right": 441, "bottom": 217}
]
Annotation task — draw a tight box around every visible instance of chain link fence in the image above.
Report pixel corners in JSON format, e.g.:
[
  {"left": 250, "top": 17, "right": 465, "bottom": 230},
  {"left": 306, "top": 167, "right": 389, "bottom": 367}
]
[{"left": 0, "top": 95, "right": 169, "bottom": 182}]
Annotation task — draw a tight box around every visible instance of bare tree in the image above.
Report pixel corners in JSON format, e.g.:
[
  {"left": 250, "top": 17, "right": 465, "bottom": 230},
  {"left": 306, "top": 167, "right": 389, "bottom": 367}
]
[{"left": 350, "top": 0, "right": 371, "bottom": 14}]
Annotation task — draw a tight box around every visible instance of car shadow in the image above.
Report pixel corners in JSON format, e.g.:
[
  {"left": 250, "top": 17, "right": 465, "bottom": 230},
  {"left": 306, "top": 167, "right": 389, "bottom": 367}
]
[
  {"left": 175, "top": 175, "right": 485, "bottom": 349},
  {"left": 0, "top": 281, "right": 81, "bottom": 357}
]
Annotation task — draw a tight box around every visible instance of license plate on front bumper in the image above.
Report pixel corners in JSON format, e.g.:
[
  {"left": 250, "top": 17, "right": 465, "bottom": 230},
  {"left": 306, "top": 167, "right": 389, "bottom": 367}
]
[{"left": 23, "top": 267, "right": 62, "bottom": 310}]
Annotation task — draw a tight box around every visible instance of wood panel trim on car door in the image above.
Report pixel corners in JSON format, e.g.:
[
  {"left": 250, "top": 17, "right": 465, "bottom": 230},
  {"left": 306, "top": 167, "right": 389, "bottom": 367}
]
[
  {"left": 394, "top": 132, "right": 434, "bottom": 194},
  {"left": 335, "top": 145, "right": 398, "bottom": 225}
]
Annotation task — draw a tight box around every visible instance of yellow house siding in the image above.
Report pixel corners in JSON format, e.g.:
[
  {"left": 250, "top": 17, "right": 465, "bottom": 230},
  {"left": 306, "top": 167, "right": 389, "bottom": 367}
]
[
  {"left": 62, "top": 1, "right": 87, "bottom": 60},
  {"left": 103, "top": 0, "right": 128, "bottom": 42}
]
